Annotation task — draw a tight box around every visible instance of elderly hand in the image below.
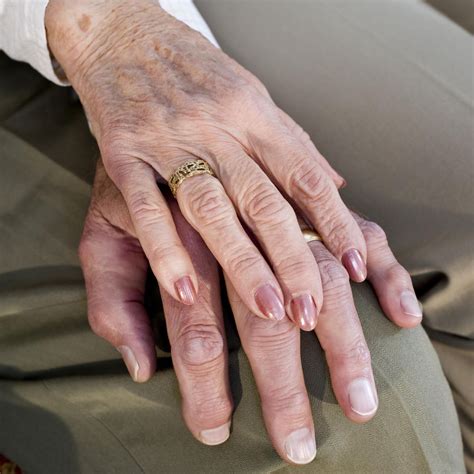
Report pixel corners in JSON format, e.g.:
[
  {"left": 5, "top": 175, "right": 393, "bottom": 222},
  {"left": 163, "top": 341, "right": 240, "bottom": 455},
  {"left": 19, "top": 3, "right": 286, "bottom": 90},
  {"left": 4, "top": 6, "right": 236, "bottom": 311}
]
[
  {"left": 80, "top": 160, "right": 422, "bottom": 464},
  {"left": 46, "top": 0, "right": 368, "bottom": 331}
]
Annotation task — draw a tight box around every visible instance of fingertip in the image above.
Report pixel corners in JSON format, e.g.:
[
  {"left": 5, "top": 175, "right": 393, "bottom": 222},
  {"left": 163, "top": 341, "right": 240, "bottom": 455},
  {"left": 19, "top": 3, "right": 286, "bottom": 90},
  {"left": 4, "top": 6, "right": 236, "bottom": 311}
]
[
  {"left": 379, "top": 289, "right": 423, "bottom": 329},
  {"left": 341, "top": 248, "right": 367, "bottom": 282},
  {"left": 347, "top": 377, "right": 378, "bottom": 422},
  {"left": 400, "top": 290, "right": 423, "bottom": 319},
  {"left": 117, "top": 344, "right": 156, "bottom": 383},
  {"left": 174, "top": 275, "right": 198, "bottom": 305},
  {"left": 284, "top": 427, "right": 317, "bottom": 465},
  {"left": 289, "top": 294, "right": 318, "bottom": 331},
  {"left": 255, "top": 283, "right": 286, "bottom": 320},
  {"left": 199, "top": 421, "right": 231, "bottom": 446}
]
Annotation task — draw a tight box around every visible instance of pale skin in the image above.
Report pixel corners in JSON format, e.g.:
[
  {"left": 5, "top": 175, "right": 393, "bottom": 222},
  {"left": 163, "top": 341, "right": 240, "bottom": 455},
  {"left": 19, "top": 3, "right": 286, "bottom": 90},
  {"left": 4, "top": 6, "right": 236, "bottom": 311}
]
[
  {"left": 45, "top": 0, "right": 367, "bottom": 330},
  {"left": 81, "top": 160, "right": 422, "bottom": 464},
  {"left": 44, "top": 0, "right": 423, "bottom": 464}
]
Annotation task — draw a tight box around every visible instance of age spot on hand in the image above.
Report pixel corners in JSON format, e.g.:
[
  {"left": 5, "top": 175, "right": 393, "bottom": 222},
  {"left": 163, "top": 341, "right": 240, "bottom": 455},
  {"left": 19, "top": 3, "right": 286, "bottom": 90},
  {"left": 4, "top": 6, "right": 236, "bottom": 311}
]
[{"left": 78, "top": 14, "right": 91, "bottom": 32}]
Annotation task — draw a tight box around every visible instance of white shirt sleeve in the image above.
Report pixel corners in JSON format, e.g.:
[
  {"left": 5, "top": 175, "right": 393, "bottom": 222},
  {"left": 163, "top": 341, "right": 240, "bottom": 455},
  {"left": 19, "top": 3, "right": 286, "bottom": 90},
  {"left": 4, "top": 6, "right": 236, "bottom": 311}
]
[{"left": 0, "top": 0, "right": 219, "bottom": 86}]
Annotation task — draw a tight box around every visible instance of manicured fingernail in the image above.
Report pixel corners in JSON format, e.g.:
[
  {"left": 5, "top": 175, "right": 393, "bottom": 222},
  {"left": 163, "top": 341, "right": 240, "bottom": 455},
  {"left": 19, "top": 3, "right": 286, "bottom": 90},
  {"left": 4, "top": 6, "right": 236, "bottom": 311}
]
[
  {"left": 255, "top": 284, "right": 285, "bottom": 320},
  {"left": 342, "top": 249, "right": 367, "bottom": 282},
  {"left": 290, "top": 294, "right": 317, "bottom": 331},
  {"left": 200, "top": 421, "right": 231, "bottom": 445},
  {"left": 284, "top": 427, "right": 317, "bottom": 464},
  {"left": 348, "top": 377, "right": 378, "bottom": 416},
  {"left": 117, "top": 345, "right": 140, "bottom": 382},
  {"left": 175, "top": 276, "right": 196, "bottom": 305},
  {"left": 400, "top": 290, "right": 423, "bottom": 317}
]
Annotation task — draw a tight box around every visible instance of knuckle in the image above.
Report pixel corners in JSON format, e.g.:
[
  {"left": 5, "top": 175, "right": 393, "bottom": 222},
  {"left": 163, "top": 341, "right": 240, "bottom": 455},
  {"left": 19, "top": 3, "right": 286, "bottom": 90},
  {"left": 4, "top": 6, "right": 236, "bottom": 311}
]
[
  {"left": 381, "top": 263, "right": 411, "bottom": 287},
  {"left": 187, "top": 182, "right": 230, "bottom": 225},
  {"left": 192, "top": 395, "right": 233, "bottom": 426},
  {"left": 275, "top": 254, "right": 312, "bottom": 280},
  {"left": 174, "top": 323, "right": 224, "bottom": 366},
  {"left": 245, "top": 181, "right": 291, "bottom": 225},
  {"left": 225, "top": 247, "right": 262, "bottom": 277},
  {"left": 243, "top": 315, "right": 298, "bottom": 355},
  {"left": 361, "top": 221, "right": 387, "bottom": 247},
  {"left": 290, "top": 161, "right": 332, "bottom": 204},
  {"left": 262, "top": 386, "right": 308, "bottom": 415},
  {"left": 106, "top": 156, "right": 136, "bottom": 186},
  {"left": 148, "top": 241, "right": 184, "bottom": 267},
  {"left": 128, "top": 191, "right": 164, "bottom": 224},
  {"left": 321, "top": 217, "right": 356, "bottom": 251},
  {"left": 318, "top": 258, "right": 350, "bottom": 291},
  {"left": 331, "top": 336, "right": 371, "bottom": 369}
]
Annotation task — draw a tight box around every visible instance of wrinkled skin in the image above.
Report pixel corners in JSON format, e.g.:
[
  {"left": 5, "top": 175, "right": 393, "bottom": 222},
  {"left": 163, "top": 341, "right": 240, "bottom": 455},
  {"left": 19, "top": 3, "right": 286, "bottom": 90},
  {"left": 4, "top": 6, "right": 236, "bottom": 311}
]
[
  {"left": 80, "top": 160, "right": 422, "bottom": 464},
  {"left": 45, "top": 0, "right": 372, "bottom": 331}
]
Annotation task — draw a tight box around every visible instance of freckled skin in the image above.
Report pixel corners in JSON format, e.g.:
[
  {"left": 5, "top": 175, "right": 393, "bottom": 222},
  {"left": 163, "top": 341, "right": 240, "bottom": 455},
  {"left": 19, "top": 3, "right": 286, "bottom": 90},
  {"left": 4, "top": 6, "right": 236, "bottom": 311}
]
[{"left": 78, "top": 14, "right": 91, "bottom": 32}]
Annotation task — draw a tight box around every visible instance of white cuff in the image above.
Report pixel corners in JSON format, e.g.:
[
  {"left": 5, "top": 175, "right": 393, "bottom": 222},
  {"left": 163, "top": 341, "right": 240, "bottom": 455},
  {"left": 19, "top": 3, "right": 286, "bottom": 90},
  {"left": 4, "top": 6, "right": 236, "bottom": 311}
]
[
  {"left": 0, "top": 0, "right": 62, "bottom": 84},
  {"left": 0, "top": 0, "right": 219, "bottom": 86}
]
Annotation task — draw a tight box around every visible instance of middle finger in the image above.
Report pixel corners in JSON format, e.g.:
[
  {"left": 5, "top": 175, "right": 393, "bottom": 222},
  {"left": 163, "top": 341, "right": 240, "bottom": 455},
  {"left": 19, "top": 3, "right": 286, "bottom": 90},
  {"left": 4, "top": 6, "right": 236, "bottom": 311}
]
[{"left": 225, "top": 275, "right": 317, "bottom": 465}]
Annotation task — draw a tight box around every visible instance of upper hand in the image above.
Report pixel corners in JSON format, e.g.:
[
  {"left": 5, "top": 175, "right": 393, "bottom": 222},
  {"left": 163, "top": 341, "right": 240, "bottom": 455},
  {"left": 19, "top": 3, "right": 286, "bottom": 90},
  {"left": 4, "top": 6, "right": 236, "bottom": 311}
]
[{"left": 46, "top": 0, "right": 366, "bottom": 330}]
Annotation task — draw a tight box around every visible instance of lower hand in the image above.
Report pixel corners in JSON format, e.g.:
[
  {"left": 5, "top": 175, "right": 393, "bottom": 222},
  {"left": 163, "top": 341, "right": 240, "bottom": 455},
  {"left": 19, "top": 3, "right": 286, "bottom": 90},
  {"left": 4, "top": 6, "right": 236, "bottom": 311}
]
[{"left": 79, "top": 160, "right": 422, "bottom": 464}]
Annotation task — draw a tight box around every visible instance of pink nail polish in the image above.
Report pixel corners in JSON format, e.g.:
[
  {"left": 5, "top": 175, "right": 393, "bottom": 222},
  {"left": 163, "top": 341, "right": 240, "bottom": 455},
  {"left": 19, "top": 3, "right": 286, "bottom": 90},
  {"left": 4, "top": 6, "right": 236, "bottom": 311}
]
[
  {"left": 255, "top": 284, "right": 285, "bottom": 320},
  {"left": 174, "top": 276, "right": 196, "bottom": 305},
  {"left": 342, "top": 249, "right": 367, "bottom": 282},
  {"left": 290, "top": 294, "right": 317, "bottom": 331}
]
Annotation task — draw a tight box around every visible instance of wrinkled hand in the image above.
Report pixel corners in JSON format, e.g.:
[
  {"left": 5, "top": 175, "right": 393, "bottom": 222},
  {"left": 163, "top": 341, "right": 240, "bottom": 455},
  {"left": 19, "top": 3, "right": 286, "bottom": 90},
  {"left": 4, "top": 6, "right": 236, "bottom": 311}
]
[
  {"left": 80, "top": 160, "right": 422, "bottom": 464},
  {"left": 46, "top": 0, "right": 367, "bottom": 331}
]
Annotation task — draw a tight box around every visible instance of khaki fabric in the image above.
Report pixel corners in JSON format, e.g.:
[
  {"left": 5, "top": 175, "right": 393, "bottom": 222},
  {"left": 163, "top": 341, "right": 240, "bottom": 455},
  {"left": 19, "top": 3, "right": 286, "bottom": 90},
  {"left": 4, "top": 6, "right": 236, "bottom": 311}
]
[
  {"left": 425, "top": 0, "right": 474, "bottom": 34},
  {"left": 0, "top": 0, "right": 472, "bottom": 472}
]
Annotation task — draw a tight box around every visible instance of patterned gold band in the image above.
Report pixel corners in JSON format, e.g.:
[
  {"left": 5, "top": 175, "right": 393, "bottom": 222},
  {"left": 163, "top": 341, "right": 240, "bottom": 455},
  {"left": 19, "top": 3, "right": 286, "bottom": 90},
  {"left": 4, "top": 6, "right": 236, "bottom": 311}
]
[{"left": 168, "top": 159, "right": 216, "bottom": 197}]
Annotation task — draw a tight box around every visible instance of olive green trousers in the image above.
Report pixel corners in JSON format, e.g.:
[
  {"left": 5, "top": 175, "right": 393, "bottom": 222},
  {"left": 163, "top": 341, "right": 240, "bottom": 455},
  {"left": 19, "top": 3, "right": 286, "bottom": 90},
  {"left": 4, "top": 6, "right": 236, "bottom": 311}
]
[{"left": 0, "top": 1, "right": 472, "bottom": 472}]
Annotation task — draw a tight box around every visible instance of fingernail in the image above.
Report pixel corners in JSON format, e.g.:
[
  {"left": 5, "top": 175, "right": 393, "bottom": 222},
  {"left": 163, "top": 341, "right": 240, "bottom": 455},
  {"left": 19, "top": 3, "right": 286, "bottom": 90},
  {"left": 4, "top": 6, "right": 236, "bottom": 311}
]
[
  {"left": 200, "top": 421, "right": 231, "bottom": 445},
  {"left": 400, "top": 290, "right": 423, "bottom": 317},
  {"left": 290, "top": 294, "right": 317, "bottom": 331},
  {"left": 339, "top": 177, "right": 347, "bottom": 189},
  {"left": 117, "top": 345, "right": 140, "bottom": 382},
  {"left": 342, "top": 249, "right": 367, "bottom": 282},
  {"left": 255, "top": 284, "right": 285, "bottom": 320},
  {"left": 348, "top": 377, "right": 378, "bottom": 416},
  {"left": 175, "top": 276, "right": 196, "bottom": 305},
  {"left": 284, "top": 427, "right": 317, "bottom": 464}
]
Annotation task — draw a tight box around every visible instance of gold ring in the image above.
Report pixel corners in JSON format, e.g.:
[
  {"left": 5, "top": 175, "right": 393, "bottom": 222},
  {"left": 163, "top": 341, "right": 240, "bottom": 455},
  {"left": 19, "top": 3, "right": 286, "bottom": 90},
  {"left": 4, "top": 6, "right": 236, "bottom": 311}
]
[
  {"left": 302, "top": 228, "right": 323, "bottom": 243},
  {"left": 297, "top": 215, "right": 323, "bottom": 243},
  {"left": 168, "top": 159, "right": 216, "bottom": 197}
]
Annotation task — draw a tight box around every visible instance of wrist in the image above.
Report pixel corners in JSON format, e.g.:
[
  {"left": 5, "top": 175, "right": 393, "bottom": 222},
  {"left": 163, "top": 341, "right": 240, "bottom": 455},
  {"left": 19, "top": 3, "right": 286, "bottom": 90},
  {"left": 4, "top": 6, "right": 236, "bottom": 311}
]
[{"left": 44, "top": 0, "right": 161, "bottom": 88}]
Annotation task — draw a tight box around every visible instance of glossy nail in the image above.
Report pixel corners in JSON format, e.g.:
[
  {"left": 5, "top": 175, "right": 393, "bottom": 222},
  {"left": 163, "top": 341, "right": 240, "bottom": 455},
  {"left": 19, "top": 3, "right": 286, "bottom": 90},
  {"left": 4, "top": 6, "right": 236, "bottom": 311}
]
[
  {"left": 117, "top": 345, "right": 140, "bottom": 382},
  {"left": 342, "top": 249, "right": 367, "bottom": 282},
  {"left": 175, "top": 276, "right": 196, "bottom": 305},
  {"left": 290, "top": 294, "right": 317, "bottom": 331},
  {"left": 255, "top": 284, "right": 285, "bottom": 320},
  {"left": 200, "top": 421, "right": 231, "bottom": 445},
  {"left": 284, "top": 427, "right": 317, "bottom": 464},
  {"left": 400, "top": 290, "right": 423, "bottom": 317},
  {"left": 348, "top": 377, "right": 378, "bottom": 416}
]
